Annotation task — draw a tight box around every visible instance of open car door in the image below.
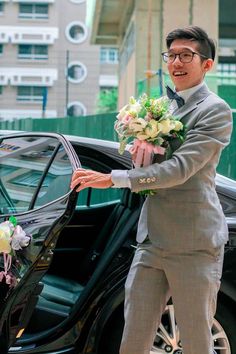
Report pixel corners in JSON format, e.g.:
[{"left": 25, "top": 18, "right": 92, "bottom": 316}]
[{"left": 0, "top": 132, "right": 80, "bottom": 352}]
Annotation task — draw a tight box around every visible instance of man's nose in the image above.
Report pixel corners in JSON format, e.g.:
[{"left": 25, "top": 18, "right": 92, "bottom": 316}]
[{"left": 173, "top": 55, "right": 183, "bottom": 65}]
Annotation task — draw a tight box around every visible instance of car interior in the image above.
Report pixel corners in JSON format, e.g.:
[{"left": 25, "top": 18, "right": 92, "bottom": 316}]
[{"left": 16, "top": 142, "right": 143, "bottom": 340}]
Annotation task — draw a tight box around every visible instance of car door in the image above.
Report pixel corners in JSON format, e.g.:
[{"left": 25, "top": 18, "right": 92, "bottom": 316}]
[{"left": 0, "top": 132, "right": 80, "bottom": 352}]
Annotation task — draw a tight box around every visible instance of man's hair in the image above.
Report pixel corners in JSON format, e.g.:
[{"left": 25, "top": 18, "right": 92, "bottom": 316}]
[{"left": 166, "top": 26, "right": 216, "bottom": 61}]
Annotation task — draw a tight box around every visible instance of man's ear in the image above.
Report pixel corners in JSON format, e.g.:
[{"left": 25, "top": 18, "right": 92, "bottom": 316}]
[{"left": 203, "top": 59, "right": 214, "bottom": 72}]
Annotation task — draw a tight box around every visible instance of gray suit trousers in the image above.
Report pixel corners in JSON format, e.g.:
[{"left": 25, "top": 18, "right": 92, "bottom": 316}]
[{"left": 119, "top": 240, "right": 224, "bottom": 354}]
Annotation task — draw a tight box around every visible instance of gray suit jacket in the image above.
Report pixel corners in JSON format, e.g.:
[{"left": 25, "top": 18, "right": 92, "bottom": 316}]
[{"left": 128, "top": 83, "right": 233, "bottom": 251}]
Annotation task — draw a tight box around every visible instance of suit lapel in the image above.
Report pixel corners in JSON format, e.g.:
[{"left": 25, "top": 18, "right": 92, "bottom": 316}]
[{"left": 172, "top": 82, "right": 211, "bottom": 120}]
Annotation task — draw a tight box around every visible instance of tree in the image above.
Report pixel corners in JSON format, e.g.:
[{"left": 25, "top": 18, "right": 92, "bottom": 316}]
[{"left": 96, "top": 88, "right": 118, "bottom": 113}]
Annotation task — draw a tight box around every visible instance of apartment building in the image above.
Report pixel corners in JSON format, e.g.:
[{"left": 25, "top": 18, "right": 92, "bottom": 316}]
[{"left": 0, "top": 0, "right": 118, "bottom": 121}]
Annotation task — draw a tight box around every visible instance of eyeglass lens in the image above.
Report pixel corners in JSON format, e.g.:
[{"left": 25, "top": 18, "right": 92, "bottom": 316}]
[{"left": 163, "top": 51, "right": 194, "bottom": 63}]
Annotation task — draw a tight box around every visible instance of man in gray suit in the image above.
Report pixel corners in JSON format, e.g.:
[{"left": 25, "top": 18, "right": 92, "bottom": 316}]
[{"left": 71, "top": 26, "right": 232, "bottom": 354}]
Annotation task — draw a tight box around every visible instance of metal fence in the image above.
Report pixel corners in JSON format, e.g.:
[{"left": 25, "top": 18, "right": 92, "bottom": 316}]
[
  {"left": 0, "top": 110, "right": 235, "bottom": 182},
  {"left": 0, "top": 113, "right": 118, "bottom": 141},
  {"left": 1, "top": 70, "right": 236, "bottom": 180}
]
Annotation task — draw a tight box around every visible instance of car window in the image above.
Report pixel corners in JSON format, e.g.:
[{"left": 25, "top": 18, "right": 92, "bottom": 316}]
[
  {"left": 34, "top": 148, "right": 72, "bottom": 207},
  {"left": 77, "top": 187, "right": 122, "bottom": 207},
  {"left": 0, "top": 136, "right": 73, "bottom": 214},
  {"left": 76, "top": 164, "right": 122, "bottom": 208}
]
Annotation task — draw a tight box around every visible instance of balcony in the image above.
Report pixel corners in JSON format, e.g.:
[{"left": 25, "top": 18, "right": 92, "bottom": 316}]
[
  {"left": 0, "top": 110, "right": 57, "bottom": 121},
  {"left": 0, "top": 26, "right": 58, "bottom": 44},
  {"left": 0, "top": 68, "right": 58, "bottom": 86}
]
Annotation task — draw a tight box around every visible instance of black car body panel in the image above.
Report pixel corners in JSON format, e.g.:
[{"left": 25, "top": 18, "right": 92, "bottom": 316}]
[
  {"left": 0, "top": 131, "right": 235, "bottom": 354},
  {"left": 0, "top": 133, "right": 80, "bottom": 350}
]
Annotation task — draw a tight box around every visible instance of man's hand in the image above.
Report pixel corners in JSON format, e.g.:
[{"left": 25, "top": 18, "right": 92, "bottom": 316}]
[{"left": 70, "top": 168, "right": 113, "bottom": 192}]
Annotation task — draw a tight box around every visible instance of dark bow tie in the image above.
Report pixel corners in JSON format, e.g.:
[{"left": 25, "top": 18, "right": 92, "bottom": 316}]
[{"left": 166, "top": 85, "right": 185, "bottom": 108}]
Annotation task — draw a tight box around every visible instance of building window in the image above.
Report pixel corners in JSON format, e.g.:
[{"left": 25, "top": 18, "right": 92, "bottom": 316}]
[
  {"left": 17, "top": 86, "right": 45, "bottom": 102},
  {"left": 0, "top": 44, "right": 3, "bottom": 56},
  {"left": 100, "top": 47, "right": 118, "bottom": 64},
  {"left": 0, "top": 2, "right": 4, "bottom": 15},
  {"left": 19, "top": 4, "right": 49, "bottom": 19},
  {"left": 18, "top": 44, "right": 48, "bottom": 60},
  {"left": 65, "top": 21, "right": 87, "bottom": 44},
  {"left": 67, "top": 61, "right": 87, "bottom": 83},
  {"left": 67, "top": 101, "right": 86, "bottom": 117},
  {"left": 218, "top": 63, "right": 236, "bottom": 74}
]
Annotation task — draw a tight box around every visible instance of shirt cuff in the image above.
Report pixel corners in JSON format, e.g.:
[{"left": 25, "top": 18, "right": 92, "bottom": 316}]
[{"left": 111, "top": 170, "right": 131, "bottom": 189}]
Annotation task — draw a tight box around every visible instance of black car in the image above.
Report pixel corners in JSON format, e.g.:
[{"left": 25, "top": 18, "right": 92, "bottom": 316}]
[{"left": 0, "top": 132, "right": 235, "bottom": 354}]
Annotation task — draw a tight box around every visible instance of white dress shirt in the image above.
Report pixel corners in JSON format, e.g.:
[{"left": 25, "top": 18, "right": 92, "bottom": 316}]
[{"left": 111, "top": 81, "right": 205, "bottom": 189}]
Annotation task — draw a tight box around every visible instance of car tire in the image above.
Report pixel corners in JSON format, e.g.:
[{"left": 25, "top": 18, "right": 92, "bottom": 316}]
[{"left": 98, "top": 301, "right": 236, "bottom": 354}]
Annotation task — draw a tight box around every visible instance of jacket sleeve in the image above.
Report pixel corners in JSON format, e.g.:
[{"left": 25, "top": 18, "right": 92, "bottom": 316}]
[{"left": 128, "top": 101, "right": 233, "bottom": 193}]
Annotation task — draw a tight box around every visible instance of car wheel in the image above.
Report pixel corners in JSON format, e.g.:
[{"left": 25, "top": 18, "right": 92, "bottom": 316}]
[
  {"left": 99, "top": 302, "right": 235, "bottom": 354},
  {"left": 214, "top": 302, "right": 236, "bottom": 354},
  {"left": 151, "top": 303, "right": 235, "bottom": 354}
]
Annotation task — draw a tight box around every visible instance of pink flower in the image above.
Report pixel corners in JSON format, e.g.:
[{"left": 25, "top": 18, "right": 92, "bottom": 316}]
[
  {"left": 121, "top": 114, "right": 132, "bottom": 125},
  {"left": 144, "top": 112, "right": 152, "bottom": 121}
]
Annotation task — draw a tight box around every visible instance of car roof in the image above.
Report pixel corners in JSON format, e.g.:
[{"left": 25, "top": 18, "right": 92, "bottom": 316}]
[
  {"left": 215, "top": 173, "right": 236, "bottom": 199},
  {"left": 1, "top": 130, "right": 236, "bottom": 194}
]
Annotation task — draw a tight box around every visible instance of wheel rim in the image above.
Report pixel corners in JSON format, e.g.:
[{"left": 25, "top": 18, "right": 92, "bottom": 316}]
[
  {"left": 212, "top": 317, "right": 231, "bottom": 354},
  {"left": 150, "top": 304, "right": 231, "bottom": 354}
]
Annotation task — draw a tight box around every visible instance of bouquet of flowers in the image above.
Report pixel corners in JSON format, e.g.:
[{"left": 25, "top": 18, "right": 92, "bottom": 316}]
[
  {"left": 0, "top": 216, "right": 31, "bottom": 289},
  {"left": 115, "top": 94, "right": 186, "bottom": 167}
]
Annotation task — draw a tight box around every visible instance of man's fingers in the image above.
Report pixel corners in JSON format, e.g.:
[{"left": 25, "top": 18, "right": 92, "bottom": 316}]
[
  {"left": 71, "top": 170, "right": 112, "bottom": 191},
  {"left": 71, "top": 171, "right": 92, "bottom": 189}
]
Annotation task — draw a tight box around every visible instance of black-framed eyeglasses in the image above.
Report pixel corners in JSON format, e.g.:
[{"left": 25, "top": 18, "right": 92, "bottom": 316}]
[{"left": 161, "top": 50, "right": 208, "bottom": 63}]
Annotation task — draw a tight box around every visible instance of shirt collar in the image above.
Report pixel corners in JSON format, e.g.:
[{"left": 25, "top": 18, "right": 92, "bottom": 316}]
[{"left": 176, "top": 81, "right": 205, "bottom": 103}]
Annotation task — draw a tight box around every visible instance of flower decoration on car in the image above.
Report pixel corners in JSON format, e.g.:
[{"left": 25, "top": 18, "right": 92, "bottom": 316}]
[
  {"left": 115, "top": 94, "right": 186, "bottom": 164},
  {"left": 0, "top": 216, "right": 31, "bottom": 287}
]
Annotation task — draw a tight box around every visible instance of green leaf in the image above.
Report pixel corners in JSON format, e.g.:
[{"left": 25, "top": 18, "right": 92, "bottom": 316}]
[
  {"left": 9, "top": 216, "right": 17, "bottom": 227},
  {"left": 96, "top": 88, "right": 118, "bottom": 114},
  {"left": 136, "top": 189, "right": 156, "bottom": 196}
]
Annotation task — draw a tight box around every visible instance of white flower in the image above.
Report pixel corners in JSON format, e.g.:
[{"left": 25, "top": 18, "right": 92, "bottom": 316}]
[
  {"left": 129, "top": 117, "right": 147, "bottom": 132},
  {"left": 11, "top": 225, "right": 31, "bottom": 251},
  {"left": 145, "top": 119, "right": 160, "bottom": 139},
  {"left": 136, "top": 132, "right": 149, "bottom": 140},
  {"left": 0, "top": 230, "right": 11, "bottom": 253},
  {"left": 129, "top": 104, "right": 142, "bottom": 117},
  {"left": 158, "top": 119, "right": 173, "bottom": 134},
  {"left": 0, "top": 221, "right": 14, "bottom": 253},
  {"left": 116, "top": 105, "right": 129, "bottom": 121},
  {"left": 174, "top": 120, "right": 183, "bottom": 131},
  {"left": 127, "top": 96, "right": 142, "bottom": 116},
  {"left": 129, "top": 96, "right": 137, "bottom": 105},
  {"left": 0, "top": 221, "right": 14, "bottom": 239}
]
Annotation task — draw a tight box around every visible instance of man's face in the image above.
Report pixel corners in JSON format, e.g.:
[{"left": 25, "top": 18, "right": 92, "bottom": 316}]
[{"left": 167, "top": 39, "right": 213, "bottom": 92}]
